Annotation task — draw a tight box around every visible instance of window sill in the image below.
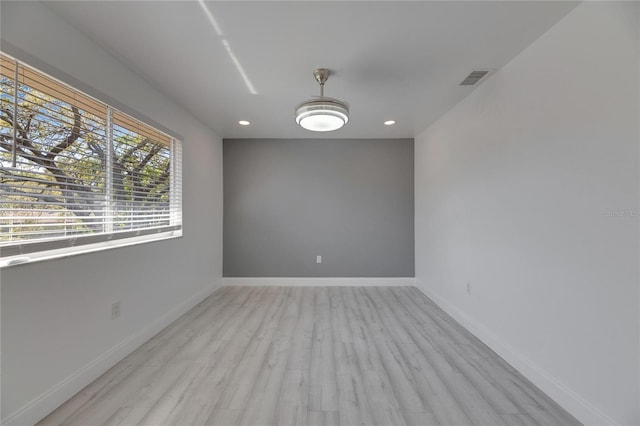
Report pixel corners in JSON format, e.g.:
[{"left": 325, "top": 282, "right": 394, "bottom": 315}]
[{"left": 0, "top": 230, "right": 182, "bottom": 269}]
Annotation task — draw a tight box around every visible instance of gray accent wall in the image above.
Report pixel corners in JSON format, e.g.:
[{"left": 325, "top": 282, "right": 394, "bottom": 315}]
[{"left": 224, "top": 138, "right": 414, "bottom": 277}]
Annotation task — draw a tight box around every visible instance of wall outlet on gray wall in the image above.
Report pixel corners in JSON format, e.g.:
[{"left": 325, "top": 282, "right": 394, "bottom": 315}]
[
  {"left": 316, "top": 255, "right": 322, "bottom": 264},
  {"left": 111, "top": 301, "right": 121, "bottom": 320}
]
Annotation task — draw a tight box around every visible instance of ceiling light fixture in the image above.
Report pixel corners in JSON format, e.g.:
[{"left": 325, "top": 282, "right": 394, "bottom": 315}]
[
  {"left": 238, "top": 120, "right": 250, "bottom": 126},
  {"left": 295, "top": 68, "right": 349, "bottom": 132},
  {"left": 384, "top": 120, "right": 396, "bottom": 126}
]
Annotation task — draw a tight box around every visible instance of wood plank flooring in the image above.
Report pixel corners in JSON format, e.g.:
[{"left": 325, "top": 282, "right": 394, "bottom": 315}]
[{"left": 38, "top": 287, "right": 581, "bottom": 426}]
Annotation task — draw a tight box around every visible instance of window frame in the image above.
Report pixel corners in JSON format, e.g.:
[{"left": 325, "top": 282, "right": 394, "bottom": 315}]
[{"left": 0, "top": 53, "right": 182, "bottom": 268}]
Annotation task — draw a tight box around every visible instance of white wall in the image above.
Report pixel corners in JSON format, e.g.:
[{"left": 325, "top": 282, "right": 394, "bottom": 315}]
[
  {"left": 0, "top": 2, "right": 224, "bottom": 425},
  {"left": 415, "top": 2, "right": 639, "bottom": 425}
]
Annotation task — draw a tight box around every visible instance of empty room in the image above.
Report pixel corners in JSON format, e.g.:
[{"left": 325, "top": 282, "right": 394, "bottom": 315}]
[{"left": 0, "top": 1, "right": 638, "bottom": 426}]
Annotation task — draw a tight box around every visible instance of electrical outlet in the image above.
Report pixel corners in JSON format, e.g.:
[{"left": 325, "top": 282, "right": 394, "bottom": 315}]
[
  {"left": 466, "top": 282, "right": 472, "bottom": 295},
  {"left": 111, "top": 301, "right": 121, "bottom": 320},
  {"left": 316, "top": 255, "right": 322, "bottom": 264}
]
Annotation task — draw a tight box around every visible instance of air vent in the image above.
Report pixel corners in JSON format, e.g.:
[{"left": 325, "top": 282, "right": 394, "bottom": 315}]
[{"left": 459, "top": 70, "right": 490, "bottom": 86}]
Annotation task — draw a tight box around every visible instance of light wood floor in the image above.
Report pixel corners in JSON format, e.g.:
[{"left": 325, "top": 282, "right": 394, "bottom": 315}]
[{"left": 39, "top": 286, "right": 580, "bottom": 426}]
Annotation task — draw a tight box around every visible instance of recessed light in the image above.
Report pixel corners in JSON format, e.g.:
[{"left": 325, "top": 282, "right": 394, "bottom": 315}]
[
  {"left": 384, "top": 120, "right": 396, "bottom": 126},
  {"left": 238, "top": 120, "right": 250, "bottom": 126}
]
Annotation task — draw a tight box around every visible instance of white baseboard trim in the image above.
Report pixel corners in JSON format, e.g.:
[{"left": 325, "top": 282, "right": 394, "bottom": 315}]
[
  {"left": 414, "top": 280, "right": 618, "bottom": 426},
  {"left": 223, "top": 277, "right": 416, "bottom": 287},
  {"left": 2, "top": 282, "right": 223, "bottom": 426}
]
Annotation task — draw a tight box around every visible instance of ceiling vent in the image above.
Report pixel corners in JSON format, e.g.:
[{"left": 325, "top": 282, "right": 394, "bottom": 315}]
[{"left": 459, "top": 70, "right": 491, "bottom": 86}]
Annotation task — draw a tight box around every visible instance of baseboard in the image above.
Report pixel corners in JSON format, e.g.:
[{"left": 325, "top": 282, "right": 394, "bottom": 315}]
[
  {"left": 1, "top": 281, "right": 223, "bottom": 426},
  {"left": 223, "top": 277, "right": 416, "bottom": 287},
  {"left": 414, "top": 280, "right": 619, "bottom": 426}
]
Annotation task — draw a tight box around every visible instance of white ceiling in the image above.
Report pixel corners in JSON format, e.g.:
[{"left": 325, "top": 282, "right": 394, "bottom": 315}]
[{"left": 47, "top": 1, "right": 579, "bottom": 139}]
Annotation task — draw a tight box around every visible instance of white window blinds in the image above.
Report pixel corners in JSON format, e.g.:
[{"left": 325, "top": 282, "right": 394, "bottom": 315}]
[{"left": 0, "top": 53, "right": 182, "bottom": 258}]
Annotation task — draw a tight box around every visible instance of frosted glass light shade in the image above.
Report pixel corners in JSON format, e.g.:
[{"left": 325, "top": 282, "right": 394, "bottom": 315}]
[{"left": 295, "top": 98, "right": 349, "bottom": 132}]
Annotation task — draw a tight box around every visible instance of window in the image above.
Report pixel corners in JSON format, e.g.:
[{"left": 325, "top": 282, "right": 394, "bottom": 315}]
[{"left": 0, "top": 53, "right": 182, "bottom": 265}]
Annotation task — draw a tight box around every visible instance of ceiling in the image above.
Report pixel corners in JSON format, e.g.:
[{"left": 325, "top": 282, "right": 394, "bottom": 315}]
[{"left": 47, "top": 1, "right": 579, "bottom": 139}]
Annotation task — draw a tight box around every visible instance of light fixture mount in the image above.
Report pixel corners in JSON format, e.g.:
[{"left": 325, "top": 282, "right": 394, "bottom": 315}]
[
  {"left": 295, "top": 68, "right": 349, "bottom": 132},
  {"left": 313, "top": 68, "right": 330, "bottom": 87}
]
